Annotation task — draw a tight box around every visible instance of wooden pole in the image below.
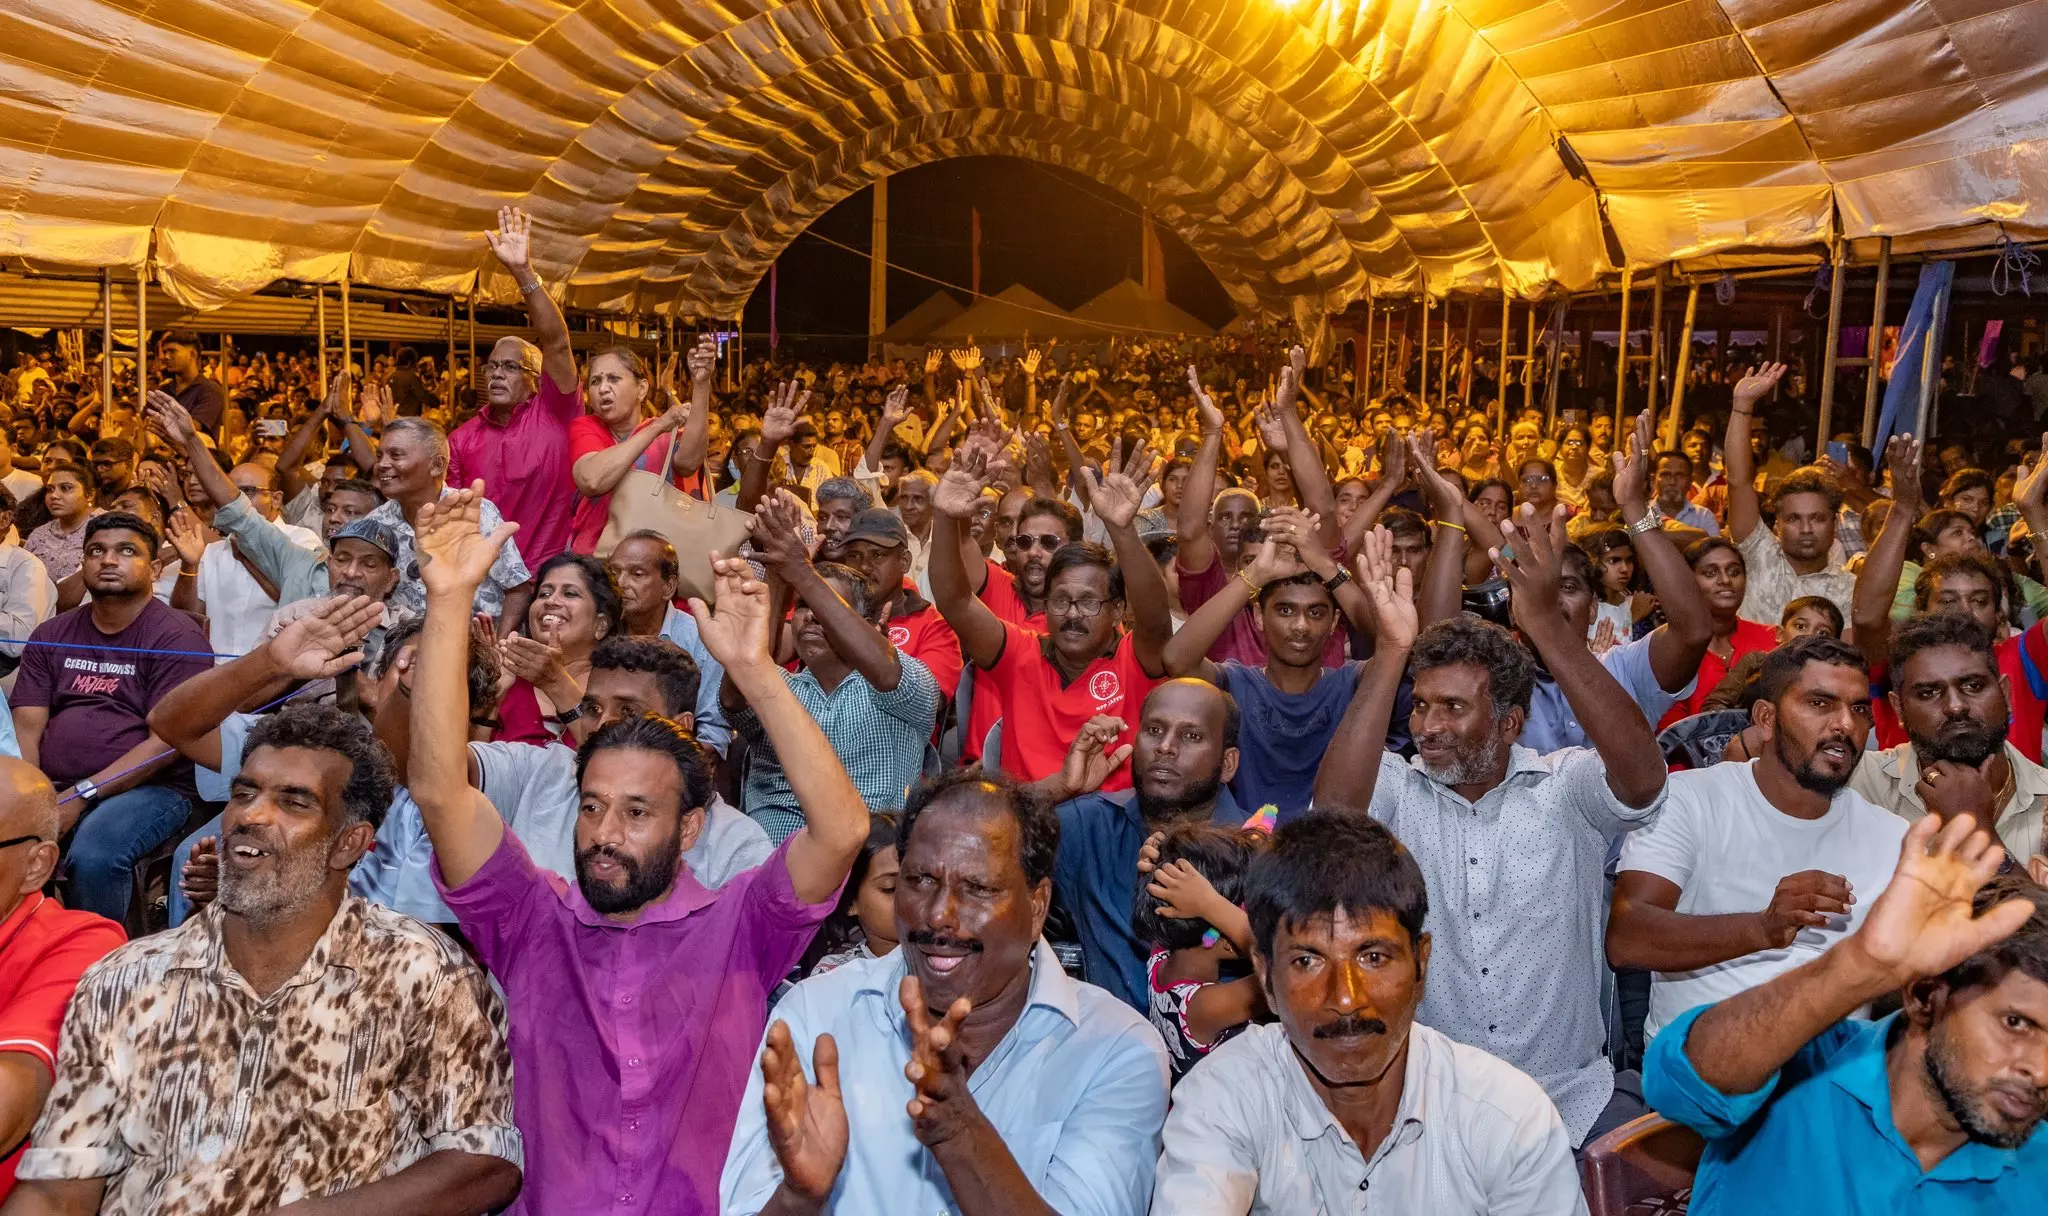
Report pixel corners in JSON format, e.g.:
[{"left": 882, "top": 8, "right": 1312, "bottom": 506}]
[
  {"left": 1439, "top": 296, "right": 1452, "bottom": 412},
  {"left": 100, "top": 269, "right": 113, "bottom": 411},
  {"left": 1360, "top": 298, "right": 1374, "bottom": 401},
  {"left": 1418, "top": 297, "right": 1430, "bottom": 408},
  {"left": 1816, "top": 239, "right": 1847, "bottom": 447},
  {"left": 445, "top": 295, "right": 458, "bottom": 410},
  {"left": 316, "top": 287, "right": 328, "bottom": 389},
  {"left": 1615, "top": 266, "right": 1632, "bottom": 435},
  {"left": 1649, "top": 266, "right": 1666, "bottom": 412},
  {"left": 340, "top": 276, "right": 353, "bottom": 379},
  {"left": 868, "top": 175, "right": 889, "bottom": 356},
  {"left": 1496, "top": 286, "right": 1510, "bottom": 434},
  {"left": 1379, "top": 303, "right": 1393, "bottom": 398},
  {"left": 1860, "top": 237, "right": 1892, "bottom": 447},
  {"left": 135, "top": 262, "right": 149, "bottom": 412},
  {"left": 1665, "top": 284, "right": 1700, "bottom": 448},
  {"left": 1524, "top": 303, "right": 1536, "bottom": 418},
  {"left": 1460, "top": 296, "right": 1476, "bottom": 409}
]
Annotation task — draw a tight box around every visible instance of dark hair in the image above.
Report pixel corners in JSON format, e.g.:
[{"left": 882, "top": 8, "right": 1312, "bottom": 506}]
[
  {"left": 394, "top": 346, "right": 419, "bottom": 368},
  {"left": 1246, "top": 810, "right": 1428, "bottom": 962},
  {"left": 811, "top": 561, "right": 876, "bottom": 619},
  {"left": 0, "top": 485, "right": 17, "bottom": 515},
  {"left": 331, "top": 477, "right": 382, "bottom": 502},
  {"left": 1914, "top": 551, "right": 2009, "bottom": 616},
  {"left": 1890, "top": 612, "right": 1998, "bottom": 680},
  {"left": 621, "top": 528, "right": 681, "bottom": 581},
  {"left": 899, "top": 767, "right": 1058, "bottom": 887},
  {"left": 1757, "top": 634, "right": 1867, "bottom": 700},
  {"left": 159, "top": 329, "right": 202, "bottom": 350},
  {"left": 82, "top": 510, "right": 159, "bottom": 558},
  {"left": 1652, "top": 449, "right": 1692, "bottom": 478},
  {"left": 43, "top": 462, "right": 95, "bottom": 501},
  {"left": 1683, "top": 534, "right": 1744, "bottom": 574},
  {"left": 589, "top": 346, "right": 651, "bottom": 382},
  {"left": 1409, "top": 617, "right": 1535, "bottom": 716},
  {"left": 1046, "top": 541, "right": 1123, "bottom": 603},
  {"left": 575, "top": 714, "right": 713, "bottom": 820},
  {"left": 89, "top": 436, "right": 133, "bottom": 460},
  {"left": 1938, "top": 467, "right": 1994, "bottom": 504},
  {"left": 1581, "top": 527, "right": 1634, "bottom": 561},
  {"left": 810, "top": 812, "right": 904, "bottom": 964},
  {"left": 1468, "top": 478, "right": 1513, "bottom": 504},
  {"left": 1018, "top": 495, "right": 1084, "bottom": 543},
  {"left": 1932, "top": 874, "right": 2048, "bottom": 995},
  {"left": 591, "top": 635, "right": 702, "bottom": 720},
  {"left": 1132, "top": 824, "right": 1258, "bottom": 951},
  {"left": 1381, "top": 506, "right": 1431, "bottom": 544},
  {"left": 1916, "top": 507, "right": 1980, "bottom": 553},
  {"left": 533, "top": 553, "right": 625, "bottom": 640},
  {"left": 1769, "top": 468, "right": 1845, "bottom": 513},
  {"left": 242, "top": 704, "right": 397, "bottom": 829},
  {"left": 1780, "top": 595, "right": 1845, "bottom": 636},
  {"left": 1256, "top": 570, "right": 1334, "bottom": 611}
]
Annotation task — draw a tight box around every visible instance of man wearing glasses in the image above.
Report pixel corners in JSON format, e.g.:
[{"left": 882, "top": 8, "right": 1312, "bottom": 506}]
[
  {"left": 0, "top": 758, "right": 124, "bottom": 1204},
  {"left": 940, "top": 493, "right": 1082, "bottom": 762}
]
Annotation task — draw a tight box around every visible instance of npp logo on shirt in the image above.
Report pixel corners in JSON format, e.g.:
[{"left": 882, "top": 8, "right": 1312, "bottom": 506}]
[
  {"left": 888, "top": 625, "right": 911, "bottom": 647},
  {"left": 1089, "top": 669, "right": 1123, "bottom": 710},
  {"left": 63, "top": 656, "right": 134, "bottom": 696}
]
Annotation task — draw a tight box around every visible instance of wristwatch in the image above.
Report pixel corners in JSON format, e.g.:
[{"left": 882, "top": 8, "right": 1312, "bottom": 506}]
[
  {"left": 551, "top": 704, "right": 586, "bottom": 727},
  {"left": 70, "top": 778, "right": 100, "bottom": 806},
  {"left": 1322, "top": 567, "right": 1353, "bottom": 593},
  {"left": 1626, "top": 509, "right": 1661, "bottom": 536}
]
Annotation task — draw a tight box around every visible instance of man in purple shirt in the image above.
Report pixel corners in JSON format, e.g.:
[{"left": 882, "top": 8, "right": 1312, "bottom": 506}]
[
  {"left": 408, "top": 486, "right": 870, "bottom": 1216},
  {"left": 448, "top": 206, "right": 580, "bottom": 565}
]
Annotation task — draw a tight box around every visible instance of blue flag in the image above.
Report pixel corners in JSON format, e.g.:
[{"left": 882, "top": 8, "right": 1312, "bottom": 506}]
[{"left": 1872, "top": 260, "right": 1955, "bottom": 451}]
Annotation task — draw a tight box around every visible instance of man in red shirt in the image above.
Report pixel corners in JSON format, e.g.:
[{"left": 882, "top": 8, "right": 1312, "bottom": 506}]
[
  {"left": 447, "top": 206, "right": 582, "bottom": 564},
  {"left": 930, "top": 433, "right": 1173, "bottom": 791},
  {"left": 946, "top": 495, "right": 1082, "bottom": 760},
  {"left": 0, "top": 757, "right": 123, "bottom": 1201},
  {"left": 830, "top": 508, "right": 963, "bottom": 701}
]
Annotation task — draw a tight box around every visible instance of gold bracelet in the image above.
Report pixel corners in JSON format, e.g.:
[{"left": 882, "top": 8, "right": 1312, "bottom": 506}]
[
  {"left": 1237, "top": 569, "right": 1261, "bottom": 597},
  {"left": 1435, "top": 520, "right": 1467, "bottom": 535},
  {"left": 177, "top": 567, "right": 198, "bottom": 578}
]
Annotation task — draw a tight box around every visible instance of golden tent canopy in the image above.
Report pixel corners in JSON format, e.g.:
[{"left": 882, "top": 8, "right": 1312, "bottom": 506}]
[
  {"left": 2, "top": 0, "right": 2043, "bottom": 326},
  {"left": 1074, "top": 280, "right": 1215, "bottom": 337}
]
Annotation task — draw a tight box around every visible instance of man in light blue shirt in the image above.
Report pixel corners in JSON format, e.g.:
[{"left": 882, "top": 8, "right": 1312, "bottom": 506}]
[
  {"left": 1653, "top": 450, "right": 1721, "bottom": 536},
  {"left": 1644, "top": 815, "right": 2048, "bottom": 1214},
  {"left": 720, "top": 768, "right": 1169, "bottom": 1215}
]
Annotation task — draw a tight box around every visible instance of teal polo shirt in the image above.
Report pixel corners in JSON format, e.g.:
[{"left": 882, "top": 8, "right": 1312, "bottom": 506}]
[{"left": 1645, "top": 1006, "right": 2043, "bottom": 1213}]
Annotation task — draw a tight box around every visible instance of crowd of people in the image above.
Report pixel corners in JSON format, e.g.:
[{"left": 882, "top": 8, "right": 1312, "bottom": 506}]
[{"left": 0, "top": 206, "right": 2040, "bottom": 1215}]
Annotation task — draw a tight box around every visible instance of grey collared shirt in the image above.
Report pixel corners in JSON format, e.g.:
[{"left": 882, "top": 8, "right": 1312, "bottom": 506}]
[
  {"left": 1365, "top": 745, "right": 1662, "bottom": 1145},
  {"left": 1153, "top": 1021, "right": 1584, "bottom": 1215},
  {"left": 1848, "top": 740, "right": 2048, "bottom": 861}
]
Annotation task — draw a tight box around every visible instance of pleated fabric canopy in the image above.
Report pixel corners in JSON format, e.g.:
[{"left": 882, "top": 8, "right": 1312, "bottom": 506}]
[{"left": 2, "top": 0, "right": 2042, "bottom": 326}]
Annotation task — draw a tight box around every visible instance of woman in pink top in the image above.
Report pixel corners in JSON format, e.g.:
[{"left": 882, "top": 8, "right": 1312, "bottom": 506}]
[{"left": 566, "top": 334, "right": 718, "bottom": 553}]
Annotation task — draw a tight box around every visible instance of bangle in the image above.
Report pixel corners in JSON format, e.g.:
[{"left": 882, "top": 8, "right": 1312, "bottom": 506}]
[
  {"left": 1435, "top": 519, "right": 1467, "bottom": 535},
  {"left": 177, "top": 566, "right": 198, "bottom": 578},
  {"left": 1237, "top": 569, "right": 1261, "bottom": 597}
]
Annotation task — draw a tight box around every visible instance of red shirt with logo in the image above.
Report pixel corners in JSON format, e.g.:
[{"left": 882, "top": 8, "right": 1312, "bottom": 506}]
[
  {"left": 0, "top": 894, "right": 124, "bottom": 1199},
  {"left": 965, "top": 562, "right": 1047, "bottom": 761},
  {"left": 888, "top": 601, "right": 963, "bottom": 701},
  {"left": 979, "top": 621, "right": 1159, "bottom": 790}
]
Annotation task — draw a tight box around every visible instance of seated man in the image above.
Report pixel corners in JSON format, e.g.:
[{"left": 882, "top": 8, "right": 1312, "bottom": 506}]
[
  {"left": 1644, "top": 816, "right": 2046, "bottom": 1212},
  {"left": 607, "top": 529, "right": 729, "bottom": 755},
  {"left": 1035, "top": 679, "right": 1246, "bottom": 1012},
  {"left": 1609, "top": 636, "right": 1907, "bottom": 1043},
  {"left": 10, "top": 513, "right": 213, "bottom": 921},
  {"left": 408, "top": 486, "right": 872, "bottom": 1214},
  {"left": 740, "top": 491, "right": 940, "bottom": 842},
  {"left": 8, "top": 704, "right": 522, "bottom": 1213},
  {"left": 721, "top": 769, "right": 1170, "bottom": 1215},
  {"left": 1154, "top": 811, "right": 1582, "bottom": 1214},
  {"left": 0, "top": 759, "right": 124, "bottom": 1204}
]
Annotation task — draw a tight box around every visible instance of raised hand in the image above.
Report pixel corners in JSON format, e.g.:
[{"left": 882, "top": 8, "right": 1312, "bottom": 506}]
[
  {"left": 1883, "top": 433, "right": 1924, "bottom": 513},
  {"left": 1254, "top": 396, "right": 1289, "bottom": 455},
  {"left": 1082, "top": 436, "right": 1159, "bottom": 530},
  {"left": 1244, "top": 527, "right": 1306, "bottom": 586},
  {"left": 1496, "top": 502, "right": 1570, "bottom": 631},
  {"left": 1730, "top": 361, "right": 1788, "bottom": 413},
  {"left": 144, "top": 389, "right": 197, "bottom": 448},
  {"left": 758, "top": 1021, "right": 848, "bottom": 1204},
  {"left": 485, "top": 205, "right": 534, "bottom": 273},
  {"left": 933, "top": 436, "right": 993, "bottom": 520},
  {"left": 687, "top": 552, "right": 773, "bottom": 669},
  {"left": 750, "top": 489, "right": 815, "bottom": 578},
  {"left": 164, "top": 507, "right": 207, "bottom": 568},
  {"left": 975, "top": 375, "right": 1006, "bottom": 428},
  {"left": 1356, "top": 525, "right": 1418, "bottom": 650},
  {"left": 1046, "top": 376, "right": 1074, "bottom": 431},
  {"left": 1405, "top": 430, "right": 1463, "bottom": 521},
  {"left": 266, "top": 594, "right": 384, "bottom": 680},
  {"left": 687, "top": 334, "right": 719, "bottom": 390},
  {"left": 1022, "top": 347, "right": 1043, "bottom": 376},
  {"left": 1148, "top": 857, "right": 1228, "bottom": 923},
  {"left": 760, "top": 380, "right": 807, "bottom": 445},
  {"left": 325, "top": 367, "right": 354, "bottom": 420},
  {"left": 1846, "top": 812, "right": 2034, "bottom": 984},
  {"left": 878, "top": 383, "right": 911, "bottom": 431},
  {"left": 924, "top": 349, "right": 943, "bottom": 376},
  {"left": 1612, "top": 410, "right": 1656, "bottom": 517},
  {"left": 414, "top": 480, "right": 519, "bottom": 598},
  {"left": 1189, "top": 366, "right": 1223, "bottom": 432},
  {"left": 899, "top": 976, "right": 980, "bottom": 1147},
  {"left": 2010, "top": 433, "right": 2048, "bottom": 515},
  {"left": 1056, "top": 715, "right": 1132, "bottom": 797}
]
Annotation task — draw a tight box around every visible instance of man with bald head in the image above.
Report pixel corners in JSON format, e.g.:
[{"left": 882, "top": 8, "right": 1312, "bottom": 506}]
[
  {"left": 446, "top": 205, "right": 582, "bottom": 564},
  {"left": 1035, "top": 678, "right": 1246, "bottom": 1011},
  {"left": 0, "top": 758, "right": 123, "bottom": 1202}
]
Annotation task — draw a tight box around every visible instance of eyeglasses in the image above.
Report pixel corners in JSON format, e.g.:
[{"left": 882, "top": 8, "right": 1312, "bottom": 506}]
[
  {"left": 1520, "top": 472, "right": 1556, "bottom": 486},
  {"left": 1006, "top": 533, "right": 1067, "bottom": 553},
  {"left": 483, "top": 359, "right": 530, "bottom": 375},
  {"left": 0, "top": 834, "right": 43, "bottom": 850},
  {"left": 1047, "top": 595, "right": 1111, "bottom": 617}
]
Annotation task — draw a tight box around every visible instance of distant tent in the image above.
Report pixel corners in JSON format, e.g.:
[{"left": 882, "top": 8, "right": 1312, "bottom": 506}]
[
  {"left": 877, "top": 291, "right": 963, "bottom": 343},
  {"left": 926, "top": 284, "right": 1096, "bottom": 340},
  {"left": 1073, "top": 280, "right": 1214, "bottom": 336}
]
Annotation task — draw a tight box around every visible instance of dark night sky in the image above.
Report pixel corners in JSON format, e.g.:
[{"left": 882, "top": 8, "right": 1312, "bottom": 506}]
[{"left": 737, "top": 156, "right": 1238, "bottom": 352}]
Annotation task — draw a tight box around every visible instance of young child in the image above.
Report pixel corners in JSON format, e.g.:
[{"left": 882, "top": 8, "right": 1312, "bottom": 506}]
[
  {"left": 1132, "top": 824, "right": 1263, "bottom": 1079},
  {"left": 1582, "top": 527, "right": 1640, "bottom": 650},
  {"left": 1779, "top": 594, "right": 1844, "bottom": 641},
  {"left": 802, "top": 812, "right": 900, "bottom": 978}
]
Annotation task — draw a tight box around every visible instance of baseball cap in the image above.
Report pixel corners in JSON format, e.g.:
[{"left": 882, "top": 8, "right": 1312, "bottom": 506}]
[
  {"left": 841, "top": 508, "right": 907, "bottom": 549},
  {"left": 331, "top": 518, "right": 398, "bottom": 560}
]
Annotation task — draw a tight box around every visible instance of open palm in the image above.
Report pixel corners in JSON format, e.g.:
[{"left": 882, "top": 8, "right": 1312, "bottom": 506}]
[
  {"left": 414, "top": 482, "right": 518, "bottom": 597},
  {"left": 760, "top": 1022, "right": 848, "bottom": 1203},
  {"left": 269, "top": 595, "right": 384, "bottom": 679},
  {"left": 1853, "top": 813, "right": 2036, "bottom": 984},
  {"left": 1085, "top": 438, "right": 1158, "bottom": 529},
  {"left": 688, "top": 554, "right": 771, "bottom": 667}
]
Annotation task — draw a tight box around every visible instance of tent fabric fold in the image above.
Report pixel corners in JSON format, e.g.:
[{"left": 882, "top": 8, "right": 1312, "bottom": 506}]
[{"left": 2, "top": 0, "right": 2042, "bottom": 324}]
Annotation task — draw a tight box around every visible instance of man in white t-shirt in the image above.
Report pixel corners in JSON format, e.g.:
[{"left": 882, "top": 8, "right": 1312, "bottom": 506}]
[{"left": 1608, "top": 635, "right": 1905, "bottom": 1042}]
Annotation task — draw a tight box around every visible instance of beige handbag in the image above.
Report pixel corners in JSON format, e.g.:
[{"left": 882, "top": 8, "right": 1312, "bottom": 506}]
[{"left": 594, "top": 469, "right": 754, "bottom": 603}]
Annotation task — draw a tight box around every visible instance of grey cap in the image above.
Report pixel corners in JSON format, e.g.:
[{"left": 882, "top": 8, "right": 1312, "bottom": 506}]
[
  {"left": 331, "top": 518, "right": 398, "bottom": 560},
  {"left": 841, "top": 507, "right": 907, "bottom": 548}
]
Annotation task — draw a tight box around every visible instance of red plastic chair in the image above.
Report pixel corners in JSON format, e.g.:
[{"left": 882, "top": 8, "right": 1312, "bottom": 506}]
[{"left": 1579, "top": 1114, "right": 1704, "bottom": 1216}]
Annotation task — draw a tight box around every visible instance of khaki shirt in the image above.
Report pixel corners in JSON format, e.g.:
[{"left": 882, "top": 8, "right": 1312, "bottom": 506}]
[
  {"left": 19, "top": 895, "right": 521, "bottom": 1213},
  {"left": 1848, "top": 741, "right": 2048, "bottom": 861}
]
